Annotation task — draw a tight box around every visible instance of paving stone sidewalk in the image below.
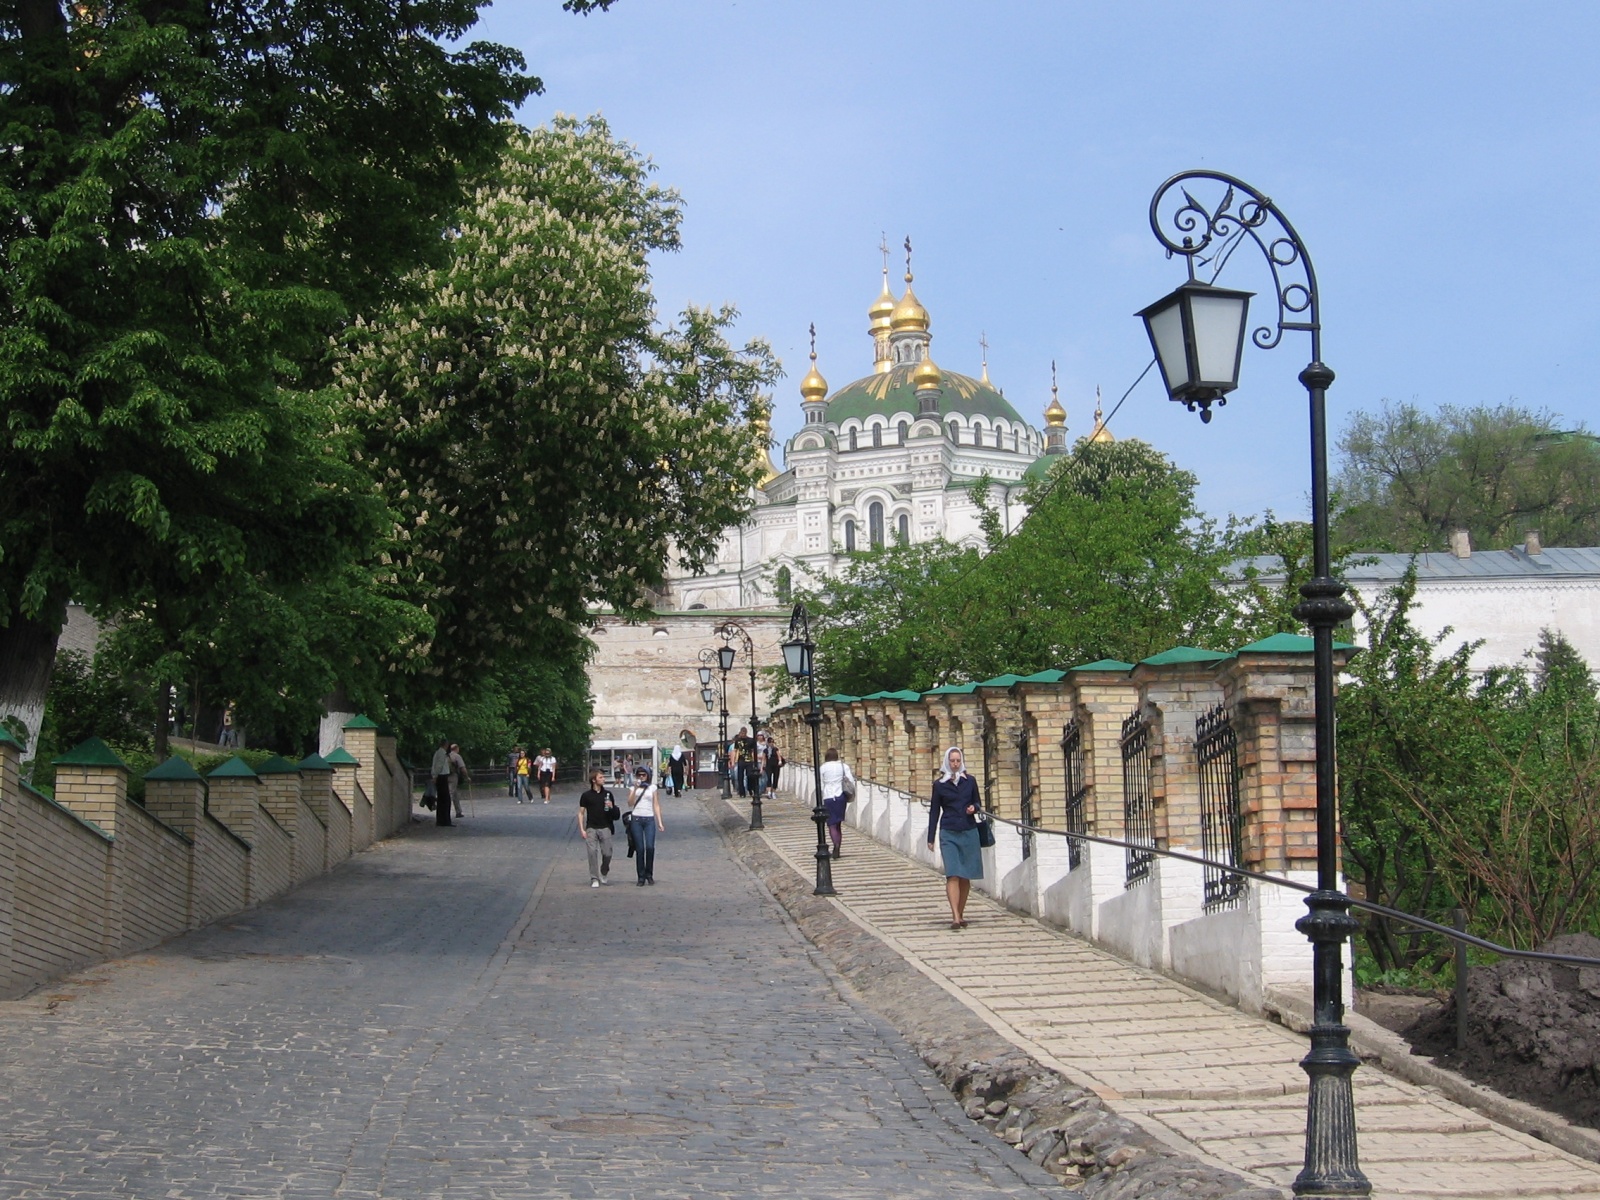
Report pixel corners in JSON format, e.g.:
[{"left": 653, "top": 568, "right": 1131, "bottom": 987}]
[
  {"left": 0, "top": 785, "right": 1058, "bottom": 1199},
  {"left": 744, "top": 792, "right": 1600, "bottom": 1200}
]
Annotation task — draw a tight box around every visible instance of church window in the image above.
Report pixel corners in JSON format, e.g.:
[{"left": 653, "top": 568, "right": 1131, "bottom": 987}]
[
  {"left": 869, "top": 502, "right": 885, "bottom": 548},
  {"left": 897, "top": 513, "right": 910, "bottom": 544},
  {"left": 1011, "top": 429, "right": 1019, "bottom": 451},
  {"left": 844, "top": 520, "right": 856, "bottom": 552},
  {"left": 775, "top": 565, "right": 792, "bottom": 603},
  {"left": 898, "top": 421, "right": 909, "bottom": 444},
  {"left": 849, "top": 429, "right": 858, "bottom": 451},
  {"left": 948, "top": 421, "right": 959, "bottom": 442},
  {"left": 872, "top": 425, "right": 882, "bottom": 448}
]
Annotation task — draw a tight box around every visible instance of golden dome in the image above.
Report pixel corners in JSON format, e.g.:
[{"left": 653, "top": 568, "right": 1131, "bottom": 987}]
[
  {"left": 913, "top": 356, "right": 942, "bottom": 391},
  {"left": 800, "top": 356, "right": 829, "bottom": 403},
  {"left": 1089, "top": 387, "right": 1115, "bottom": 442},
  {"left": 891, "top": 275, "right": 929, "bottom": 333},
  {"left": 1044, "top": 392, "right": 1066, "bottom": 428},
  {"left": 868, "top": 272, "right": 896, "bottom": 332}
]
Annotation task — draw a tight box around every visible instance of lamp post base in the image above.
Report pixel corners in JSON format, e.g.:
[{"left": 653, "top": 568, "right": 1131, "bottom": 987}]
[
  {"left": 720, "top": 770, "right": 732, "bottom": 800},
  {"left": 811, "top": 803, "right": 836, "bottom": 895},
  {"left": 748, "top": 796, "right": 764, "bottom": 831}
]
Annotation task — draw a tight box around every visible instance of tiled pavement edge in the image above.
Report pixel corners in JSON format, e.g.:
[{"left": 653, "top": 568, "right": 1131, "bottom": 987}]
[{"left": 726, "top": 791, "right": 1600, "bottom": 1200}]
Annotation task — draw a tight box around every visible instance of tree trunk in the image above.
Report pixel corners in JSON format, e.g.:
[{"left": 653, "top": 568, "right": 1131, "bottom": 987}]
[{"left": 0, "top": 606, "right": 65, "bottom": 757}]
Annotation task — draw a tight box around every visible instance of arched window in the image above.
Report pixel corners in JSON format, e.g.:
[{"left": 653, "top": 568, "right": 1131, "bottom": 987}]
[
  {"left": 947, "top": 421, "right": 959, "bottom": 443},
  {"left": 897, "top": 513, "right": 910, "bottom": 544},
  {"left": 1011, "top": 429, "right": 1019, "bottom": 451},
  {"left": 869, "top": 501, "right": 885, "bottom": 548},
  {"left": 849, "top": 429, "right": 858, "bottom": 451},
  {"left": 872, "top": 424, "right": 882, "bottom": 448},
  {"left": 898, "top": 420, "right": 909, "bottom": 444},
  {"left": 775, "top": 565, "right": 792, "bottom": 603},
  {"left": 844, "top": 520, "right": 856, "bottom": 552}
]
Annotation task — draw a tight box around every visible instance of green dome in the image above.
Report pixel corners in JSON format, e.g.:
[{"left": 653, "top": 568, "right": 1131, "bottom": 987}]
[
  {"left": 826, "top": 362, "right": 1026, "bottom": 426},
  {"left": 1023, "top": 453, "right": 1061, "bottom": 484}
]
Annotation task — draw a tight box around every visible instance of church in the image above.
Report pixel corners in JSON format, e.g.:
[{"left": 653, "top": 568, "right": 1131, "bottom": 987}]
[{"left": 660, "top": 249, "right": 1113, "bottom": 611}]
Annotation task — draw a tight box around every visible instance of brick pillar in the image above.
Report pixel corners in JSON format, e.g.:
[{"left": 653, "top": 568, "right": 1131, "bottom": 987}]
[
  {"left": 52, "top": 737, "right": 130, "bottom": 838},
  {"left": 297, "top": 756, "right": 337, "bottom": 869},
  {"left": 1016, "top": 678, "right": 1074, "bottom": 827},
  {"left": 1068, "top": 663, "right": 1139, "bottom": 839},
  {"left": 0, "top": 730, "right": 19, "bottom": 996},
  {"left": 325, "top": 748, "right": 364, "bottom": 847},
  {"left": 374, "top": 730, "right": 401, "bottom": 836},
  {"left": 254, "top": 757, "right": 303, "bottom": 833},
  {"left": 1218, "top": 637, "right": 1349, "bottom": 876},
  {"left": 206, "top": 756, "right": 262, "bottom": 843},
  {"left": 144, "top": 757, "right": 207, "bottom": 840},
  {"left": 976, "top": 688, "right": 1025, "bottom": 820},
  {"left": 901, "top": 703, "right": 934, "bottom": 797},
  {"left": 343, "top": 716, "right": 380, "bottom": 831},
  {"left": 1131, "top": 650, "right": 1229, "bottom": 851}
]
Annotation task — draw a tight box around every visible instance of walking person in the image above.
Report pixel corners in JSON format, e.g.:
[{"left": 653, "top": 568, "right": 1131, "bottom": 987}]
[
  {"left": 430, "top": 738, "right": 454, "bottom": 828},
  {"left": 578, "top": 771, "right": 621, "bottom": 887},
  {"left": 668, "top": 745, "right": 686, "bottom": 797},
  {"left": 733, "top": 727, "right": 757, "bottom": 798},
  {"left": 927, "top": 746, "right": 982, "bottom": 929},
  {"left": 514, "top": 749, "right": 533, "bottom": 803},
  {"left": 535, "top": 748, "right": 557, "bottom": 804},
  {"left": 818, "top": 747, "right": 856, "bottom": 860},
  {"left": 506, "top": 745, "right": 522, "bottom": 797},
  {"left": 628, "top": 766, "right": 664, "bottom": 885},
  {"left": 448, "top": 742, "right": 469, "bottom": 818},
  {"left": 760, "top": 734, "right": 783, "bottom": 799}
]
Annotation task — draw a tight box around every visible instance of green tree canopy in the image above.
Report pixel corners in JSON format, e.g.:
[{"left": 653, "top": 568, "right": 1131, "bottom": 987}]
[
  {"left": 338, "top": 117, "right": 779, "bottom": 684},
  {"left": 1334, "top": 401, "right": 1600, "bottom": 551},
  {"left": 0, "top": 0, "right": 535, "bottom": 743}
]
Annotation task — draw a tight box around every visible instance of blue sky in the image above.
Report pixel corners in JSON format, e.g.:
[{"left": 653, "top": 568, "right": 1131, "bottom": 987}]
[{"left": 474, "top": 0, "right": 1600, "bottom": 521}]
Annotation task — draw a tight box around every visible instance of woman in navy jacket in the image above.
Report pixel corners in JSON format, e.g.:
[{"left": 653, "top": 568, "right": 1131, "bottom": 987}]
[{"left": 927, "top": 746, "right": 982, "bottom": 929}]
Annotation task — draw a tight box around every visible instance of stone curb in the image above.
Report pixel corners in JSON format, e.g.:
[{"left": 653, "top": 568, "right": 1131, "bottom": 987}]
[{"left": 710, "top": 800, "right": 1288, "bottom": 1199}]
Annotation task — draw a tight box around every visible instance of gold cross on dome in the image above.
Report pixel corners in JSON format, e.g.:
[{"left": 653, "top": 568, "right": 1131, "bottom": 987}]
[
  {"left": 904, "top": 235, "right": 914, "bottom": 281},
  {"left": 808, "top": 322, "right": 817, "bottom": 360}
]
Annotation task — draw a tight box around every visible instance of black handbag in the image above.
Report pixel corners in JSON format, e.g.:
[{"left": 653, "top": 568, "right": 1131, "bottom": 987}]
[{"left": 975, "top": 811, "right": 996, "bottom": 848}]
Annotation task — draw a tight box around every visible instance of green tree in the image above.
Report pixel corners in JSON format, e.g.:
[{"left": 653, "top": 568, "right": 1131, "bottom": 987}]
[
  {"left": 338, "top": 118, "right": 779, "bottom": 685},
  {"left": 0, "top": 1, "right": 537, "bottom": 747},
  {"left": 1334, "top": 401, "right": 1600, "bottom": 552}
]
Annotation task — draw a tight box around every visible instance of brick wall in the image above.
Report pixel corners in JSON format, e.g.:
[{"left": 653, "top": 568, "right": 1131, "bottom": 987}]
[
  {"left": 10, "top": 789, "right": 114, "bottom": 988},
  {"left": 116, "top": 804, "right": 190, "bottom": 952}
]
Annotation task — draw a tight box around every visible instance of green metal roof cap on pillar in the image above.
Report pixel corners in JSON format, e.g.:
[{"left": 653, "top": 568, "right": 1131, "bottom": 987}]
[
  {"left": 1139, "top": 646, "right": 1230, "bottom": 667},
  {"left": 207, "top": 755, "right": 259, "bottom": 779},
  {"left": 974, "top": 673, "right": 1026, "bottom": 689},
  {"left": 323, "top": 747, "right": 359, "bottom": 766},
  {"left": 0, "top": 727, "right": 23, "bottom": 750},
  {"left": 1236, "top": 632, "right": 1358, "bottom": 654},
  {"left": 342, "top": 714, "right": 379, "bottom": 730},
  {"left": 143, "top": 756, "right": 203, "bottom": 782},
  {"left": 819, "top": 694, "right": 859, "bottom": 704},
  {"left": 296, "top": 752, "right": 334, "bottom": 772},
  {"left": 1070, "top": 659, "right": 1135, "bottom": 673},
  {"left": 54, "top": 736, "right": 129, "bottom": 770},
  {"left": 255, "top": 755, "right": 303, "bottom": 775},
  {"left": 923, "top": 681, "right": 979, "bottom": 695},
  {"left": 881, "top": 689, "right": 922, "bottom": 701},
  {"left": 1015, "top": 668, "right": 1067, "bottom": 684}
]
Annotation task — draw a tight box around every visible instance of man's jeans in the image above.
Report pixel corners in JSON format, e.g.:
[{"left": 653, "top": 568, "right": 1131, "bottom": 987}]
[
  {"left": 584, "top": 827, "right": 614, "bottom": 880},
  {"left": 631, "top": 816, "right": 656, "bottom": 881}
]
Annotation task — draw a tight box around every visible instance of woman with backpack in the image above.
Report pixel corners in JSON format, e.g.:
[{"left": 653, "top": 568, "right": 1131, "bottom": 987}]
[{"left": 627, "top": 766, "right": 665, "bottom": 885}]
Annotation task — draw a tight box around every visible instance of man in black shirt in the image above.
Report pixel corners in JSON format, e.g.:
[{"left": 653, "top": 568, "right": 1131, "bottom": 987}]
[
  {"left": 734, "top": 727, "right": 758, "bottom": 799},
  {"left": 578, "top": 771, "right": 620, "bottom": 887}
]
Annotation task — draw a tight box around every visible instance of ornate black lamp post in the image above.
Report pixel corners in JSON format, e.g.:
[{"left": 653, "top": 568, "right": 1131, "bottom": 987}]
[
  {"left": 698, "top": 648, "right": 731, "bottom": 800},
  {"left": 716, "top": 620, "right": 763, "bottom": 828},
  {"left": 1140, "top": 171, "right": 1367, "bottom": 1198},
  {"left": 781, "top": 603, "right": 835, "bottom": 897}
]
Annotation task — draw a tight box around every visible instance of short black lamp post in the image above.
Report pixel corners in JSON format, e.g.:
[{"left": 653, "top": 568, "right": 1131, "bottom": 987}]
[
  {"left": 698, "top": 649, "right": 731, "bottom": 799},
  {"left": 1140, "top": 171, "right": 1367, "bottom": 1198},
  {"left": 781, "top": 602, "right": 835, "bottom": 897},
  {"left": 716, "top": 621, "right": 763, "bottom": 828}
]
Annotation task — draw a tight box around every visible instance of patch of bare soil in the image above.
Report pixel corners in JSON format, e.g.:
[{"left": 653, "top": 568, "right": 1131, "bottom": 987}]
[
  {"left": 1356, "top": 985, "right": 1444, "bottom": 1035},
  {"left": 1406, "top": 932, "right": 1600, "bottom": 1130}
]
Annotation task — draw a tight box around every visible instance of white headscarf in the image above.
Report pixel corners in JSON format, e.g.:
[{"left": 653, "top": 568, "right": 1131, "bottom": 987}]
[
  {"left": 670, "top": 746, "right": 683, "bottom": 760},
  {"left": 938, "top": 746, "right": 967, "bottom": 783}
]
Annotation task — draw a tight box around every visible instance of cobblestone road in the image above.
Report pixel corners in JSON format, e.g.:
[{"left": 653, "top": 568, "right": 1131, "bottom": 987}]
[{"left": 0, "top": 787, "right": 1055, "bottom": 1199}]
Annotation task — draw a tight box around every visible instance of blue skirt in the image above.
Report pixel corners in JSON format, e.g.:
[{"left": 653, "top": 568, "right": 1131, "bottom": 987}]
[
  {"left": 939, "top": 826, "right": 984, "bottom": 879},
  {"left": 823, "top": 795, "right": 849, "bottom": 826}
]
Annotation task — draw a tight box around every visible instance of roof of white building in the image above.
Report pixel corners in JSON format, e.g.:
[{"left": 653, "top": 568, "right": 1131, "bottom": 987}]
[{"left": 1236, "top": 546, "right": 1600, "bottom": 583}]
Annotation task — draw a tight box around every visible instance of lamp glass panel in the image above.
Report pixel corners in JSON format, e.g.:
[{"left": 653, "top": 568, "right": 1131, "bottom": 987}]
[
  {"left": 704, "top": 697, "right": 715, "bottom": 712},
  {"left": 782, "top": 639, "right": 807, "bottom": 678},
  {"left": 718, "top": 645, "right": 736, "bottom": 672},
  {"left": 1144, "top": 296, "right": 1191, "bottom": 394},
  {"left": 700, "top": 687, "right": 714, "bottom": 705},
  {"left": 697, "top": 666, "right": 712, "bottom": 686},
  {"left": 1188, "top": 291, "right": 1249, "bottom": 388}
]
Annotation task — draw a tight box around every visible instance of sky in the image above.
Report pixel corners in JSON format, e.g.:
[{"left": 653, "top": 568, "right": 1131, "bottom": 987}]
[{"left": 470, "top": 0, "right": 1600, "bottom": 522}]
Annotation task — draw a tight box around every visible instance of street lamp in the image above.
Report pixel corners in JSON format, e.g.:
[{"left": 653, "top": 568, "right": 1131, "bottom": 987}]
[
  {"left": 782, "top": 602, "right": 835, "bottom": 897},
  {"left": 698, "top": 648, "right": 731, "bottom": 799},
  {"left": 1142, "top": 171, "right": 1366, "bottom": 1198},
  {"left": 716, "top": 620, "right": 763, "bottom": 829}
]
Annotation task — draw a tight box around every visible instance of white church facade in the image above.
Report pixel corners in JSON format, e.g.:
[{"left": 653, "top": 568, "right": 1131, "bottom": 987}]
[{"left": 659, "top": 255, "right": 1107, "bottom": 611}]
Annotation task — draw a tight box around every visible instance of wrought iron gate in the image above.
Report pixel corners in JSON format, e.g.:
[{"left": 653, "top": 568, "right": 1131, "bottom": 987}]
[
  {"left": 1061, "top": 719, "right": 1087, "bottom": 868},
  {"left": 1120, "top": 711, "right": 1155, "bottom": 884},
  {"left": 1195, "top": 702, "right": 1246, "bottom": 908},
  {"left": 1015, "top": 728, "right": 1034, "bottom": 859}
]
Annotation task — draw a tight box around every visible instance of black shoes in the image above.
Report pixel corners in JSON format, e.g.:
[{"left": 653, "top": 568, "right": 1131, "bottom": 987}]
[{"left": 636, "top": 879, "right": 647, "bottom": 886}]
